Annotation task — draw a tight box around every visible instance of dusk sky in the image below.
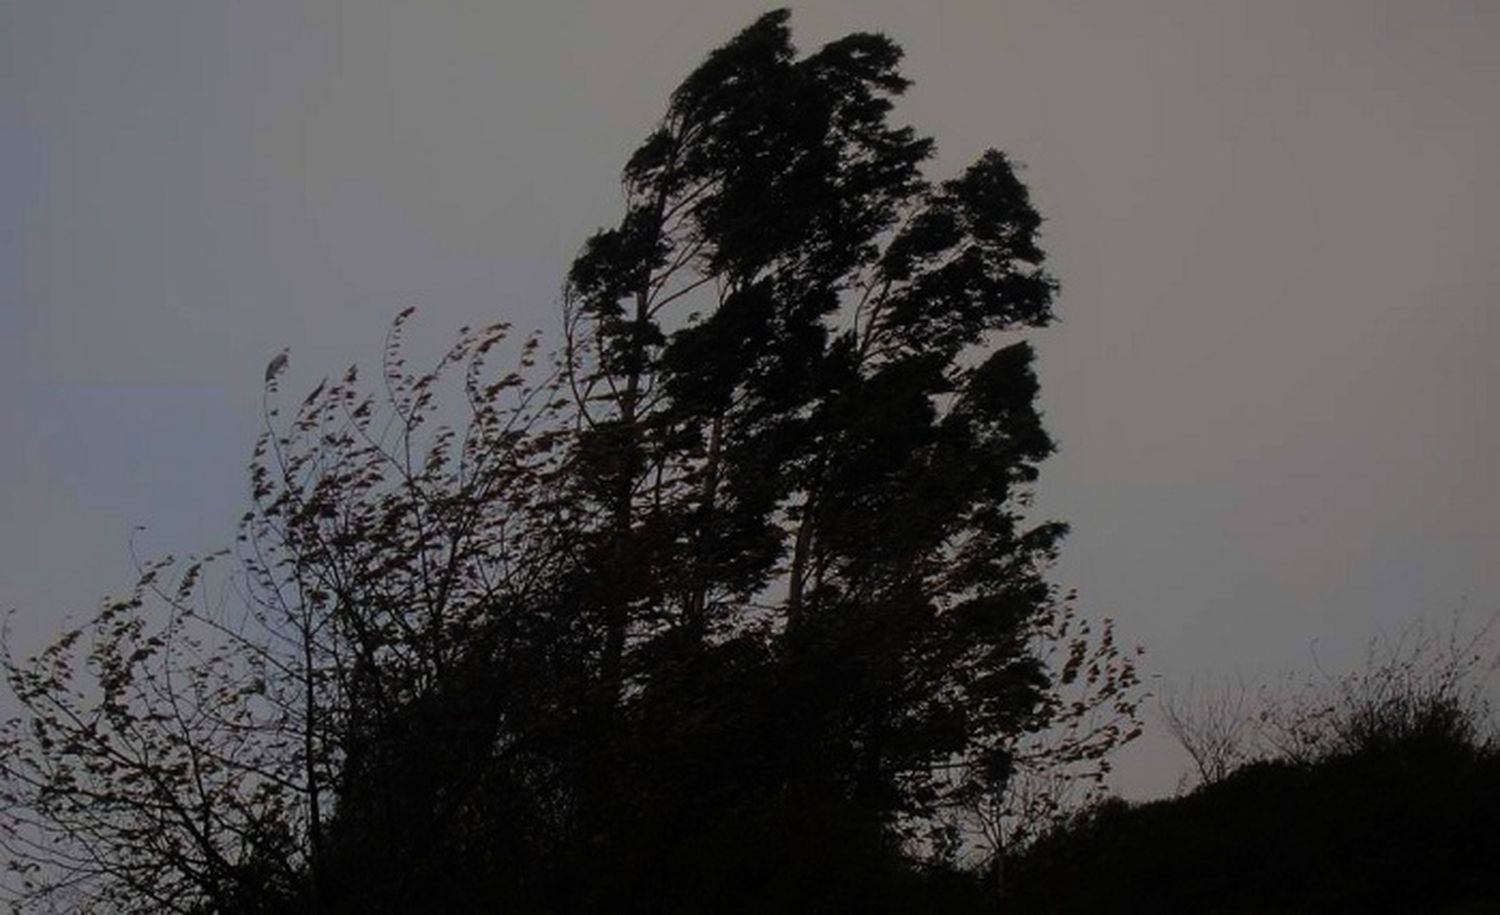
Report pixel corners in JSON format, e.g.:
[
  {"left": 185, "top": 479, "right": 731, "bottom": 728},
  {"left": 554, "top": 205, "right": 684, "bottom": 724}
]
[{"left": 3, "top": 1, "right": 1496, "bottom": 798}]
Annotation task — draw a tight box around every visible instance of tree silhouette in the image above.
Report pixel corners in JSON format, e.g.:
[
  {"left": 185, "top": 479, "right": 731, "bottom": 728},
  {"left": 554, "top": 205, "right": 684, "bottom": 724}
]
[{"left": 1, "top": 11, "right": 1139, "bottom": 913}]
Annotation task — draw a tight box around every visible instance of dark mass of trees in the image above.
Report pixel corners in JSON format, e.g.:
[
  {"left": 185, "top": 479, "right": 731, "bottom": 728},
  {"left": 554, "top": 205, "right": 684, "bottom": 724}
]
[{"left": 0, "top": 12, "right": 1145, "bottom": 913}]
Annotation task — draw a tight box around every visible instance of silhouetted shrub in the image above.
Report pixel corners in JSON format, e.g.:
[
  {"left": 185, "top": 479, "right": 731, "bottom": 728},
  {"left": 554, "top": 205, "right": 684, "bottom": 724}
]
[{"left": 1008, "top": 619, "right": 1500, "bottom": 913}]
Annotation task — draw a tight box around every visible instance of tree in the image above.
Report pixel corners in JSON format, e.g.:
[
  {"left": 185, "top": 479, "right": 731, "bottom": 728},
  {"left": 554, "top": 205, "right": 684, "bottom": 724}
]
[
  {"left": 1157, "top": 675, "right": 1260, "bottom": 788},
  {"left": 559, "top": 7, "right": 1140, "bottom": 875},
  {"left": 1, "top": 11, "right": 1140, "bottom": 913},
  {"left": 2, "top": 318, "right": 571, "bottom": 913}
]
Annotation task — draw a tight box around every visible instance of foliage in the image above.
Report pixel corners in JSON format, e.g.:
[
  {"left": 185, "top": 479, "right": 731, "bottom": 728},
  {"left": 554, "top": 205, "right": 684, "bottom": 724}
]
[
  {"left": 1007, "top": 615, "right": 1500, "bottom": 912},
  {"left": 1254, "top": 615, "right": 1497, "bottom": 764},
  {"left": 0, "top": 11, "right": 1141, "bottom": 912},
  {"left": 2, "top": 318, "right": 566, "bottom": 912},
  {"left": 1006, "top": 718, "right": 1500, "bottom": 913},
  {"left": 1155, "top": 614, "right": 1498, "bottom": 792}
]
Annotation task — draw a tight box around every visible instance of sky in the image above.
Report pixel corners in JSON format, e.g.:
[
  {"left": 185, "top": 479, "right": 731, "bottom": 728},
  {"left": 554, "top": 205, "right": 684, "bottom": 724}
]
[{"left": 2, "top": 1, "right": 1496, "bottom": 799}]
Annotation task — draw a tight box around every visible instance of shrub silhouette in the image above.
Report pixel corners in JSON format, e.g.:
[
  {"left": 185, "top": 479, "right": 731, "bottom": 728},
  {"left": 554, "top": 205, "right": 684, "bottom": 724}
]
[{"left": 1008, "top": 623, "right": 1500, "bottom": 913}]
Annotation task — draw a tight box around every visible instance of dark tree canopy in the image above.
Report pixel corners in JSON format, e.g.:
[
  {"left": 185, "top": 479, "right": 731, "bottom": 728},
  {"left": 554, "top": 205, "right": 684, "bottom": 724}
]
[{"left": 1, "top": 12, "right": 1139, "bottom": 914}]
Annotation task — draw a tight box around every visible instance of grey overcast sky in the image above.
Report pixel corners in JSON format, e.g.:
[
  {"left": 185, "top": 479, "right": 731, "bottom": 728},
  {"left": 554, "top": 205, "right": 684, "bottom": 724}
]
[{"left": 2, "top": 1, "right": 1496, "bottom": 798}]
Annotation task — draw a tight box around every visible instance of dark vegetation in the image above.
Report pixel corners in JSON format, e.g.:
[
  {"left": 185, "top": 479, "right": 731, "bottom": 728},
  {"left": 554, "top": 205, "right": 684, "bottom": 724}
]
[
  {"left": 1007, "top": 623, "right": 1500, "bottom": 913},
  {"left": 0, "top": 12, "right": 1141, "bottom": 913},
  {"left": 1007, "top": 739, "right": 1499, "bottom": 913},
  {"left": 6, "top": 10, "right": 1491, "bottom": 913}
]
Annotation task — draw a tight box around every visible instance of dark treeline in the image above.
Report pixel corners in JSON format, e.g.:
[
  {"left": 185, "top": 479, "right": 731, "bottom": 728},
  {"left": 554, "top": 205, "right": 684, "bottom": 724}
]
[
  {"left": 1, "top": 12, "right": 1141, "bottom": 914},
  {"left": 1007, "top": 689, "right": 1500, "bottom": 913}
]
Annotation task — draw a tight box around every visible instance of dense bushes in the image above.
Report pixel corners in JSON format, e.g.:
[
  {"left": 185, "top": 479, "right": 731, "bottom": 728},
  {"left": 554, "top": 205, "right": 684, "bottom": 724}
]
[{"left": 1006, "top": 621, "right": 1500, "bottom": 912}]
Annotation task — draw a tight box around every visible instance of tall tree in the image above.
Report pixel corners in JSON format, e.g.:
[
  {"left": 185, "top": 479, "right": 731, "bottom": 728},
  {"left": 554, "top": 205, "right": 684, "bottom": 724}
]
[
  {"left": 1, "top": 11, "right": 1140, "bottom": 913},
  {"left": 559, "top": 8, "right": 1125, "bottom": 866}
]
